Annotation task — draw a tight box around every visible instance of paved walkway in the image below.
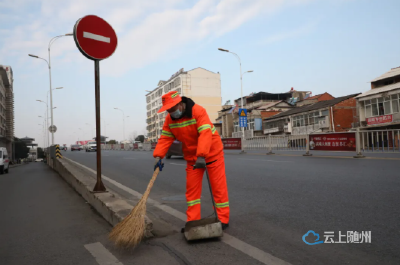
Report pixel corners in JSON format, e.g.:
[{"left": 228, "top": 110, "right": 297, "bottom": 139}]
[{"left": 0, "top": 162, "right": 180, "bottom": 265}]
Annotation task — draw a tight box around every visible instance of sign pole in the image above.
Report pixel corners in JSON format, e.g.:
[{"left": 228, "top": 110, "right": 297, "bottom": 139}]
[
  {"left": 73, "top": 14, "right": 118, "bottom": 192},
  {"left": 93, "top": 60, "right": 106, "bottom": 192}
]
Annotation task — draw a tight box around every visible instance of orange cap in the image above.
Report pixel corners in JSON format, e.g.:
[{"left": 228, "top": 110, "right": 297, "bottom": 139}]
[{"left": 158, "top": 91, "right": 182, "bottom": 113}]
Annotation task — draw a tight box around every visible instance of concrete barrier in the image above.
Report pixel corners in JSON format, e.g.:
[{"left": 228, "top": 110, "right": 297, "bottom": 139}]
[{"left": 49, "top": 157, "right": 153, "bottom": 237}]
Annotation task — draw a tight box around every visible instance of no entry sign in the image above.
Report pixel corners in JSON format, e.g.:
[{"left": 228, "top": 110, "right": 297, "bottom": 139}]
[
  {"left": 73, "top": 15, "right": 117, "bottom": 60},
  {"left": 72, "top": 15, "right": 118, "bottom": 192}
]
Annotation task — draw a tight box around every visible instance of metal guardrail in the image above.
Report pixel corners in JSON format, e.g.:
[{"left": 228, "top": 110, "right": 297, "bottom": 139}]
[
  {"left": 359, "top": 129, "right": 400, "bottom": 152},
  {"left": 243, "top": 135, "right": 307, "bottom": 151},
  {"left": 100, "top": 143, "right": 152, "bottom": 151}
]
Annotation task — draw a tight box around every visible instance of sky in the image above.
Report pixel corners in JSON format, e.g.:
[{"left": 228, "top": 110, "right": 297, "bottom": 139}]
[{"left": 1, "top": 0, "right": 399, "bottom": 147}]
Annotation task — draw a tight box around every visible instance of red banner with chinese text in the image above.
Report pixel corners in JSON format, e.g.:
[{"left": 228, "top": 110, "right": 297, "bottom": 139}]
[
  {"left": 309, "top": 133, "right": 356, "bottom": 151},
  {"left": 367, "top": 114, "right": 393, "bottom": 125},
  {"left": 222, "top": 138, "right": 242, "bottom": 150}
]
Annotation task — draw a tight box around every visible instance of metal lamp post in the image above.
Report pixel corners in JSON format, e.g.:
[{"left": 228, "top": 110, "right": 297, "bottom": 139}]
[
  {"left": 36, "top": 100, "right": 48, "bottom": 146},
  {"left": 114, "top": 108, "right": 125, "bottom": 141},
  {"left": 38, "top": 124, "right": 44, "bottom": 149},
  {"left": 28, "top": 33, "right": 72, "bottom": 145},
  {"left": 218, "top": 48, "right": 253, "bottom": 153}
]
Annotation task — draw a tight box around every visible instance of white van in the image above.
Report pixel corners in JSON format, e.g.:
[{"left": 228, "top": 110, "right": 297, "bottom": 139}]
[{"left": 0, "top": 147, "right": 10, "bottom": 174}]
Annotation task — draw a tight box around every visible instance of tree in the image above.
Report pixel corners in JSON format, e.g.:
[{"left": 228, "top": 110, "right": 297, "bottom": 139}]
[
  {"left": 135, "top": 135, "right": 145, "bottom": 143},
  {"left": 14, "top": 138, "right": 29, "bottom": 159},
  {"left": 37, "top": 148, "right": 45, "bottom": 159},
  {"left": 107, "top": 139, "right": 118, "bottom": 144}
]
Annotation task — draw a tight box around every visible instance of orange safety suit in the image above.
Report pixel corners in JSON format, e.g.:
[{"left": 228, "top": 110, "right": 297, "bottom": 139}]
[{"left": 153, "top": 95, "right": 230, "bottom": 224}]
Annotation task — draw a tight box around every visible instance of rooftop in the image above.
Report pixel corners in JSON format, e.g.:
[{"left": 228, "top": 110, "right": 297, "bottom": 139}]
[
  {"left": 356, "top": 82, "right": 400, "bottom": 99},
  {"left": 234, "top": 92, "right": 292, "bottom": 102},
  {"left": 371, "top": 67, "right": 400, "bottom": 82},
  {"left": 304, "top": 92, "right": 333, "bottom": 100},
  {"left": 264, "top": 93, "right": 360, "bottom": 121}
]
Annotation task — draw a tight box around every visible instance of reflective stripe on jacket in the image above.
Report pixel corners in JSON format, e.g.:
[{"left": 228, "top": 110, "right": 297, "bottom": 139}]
[{"left": 153, "top": 97, "right": 223, "bottom": 163}]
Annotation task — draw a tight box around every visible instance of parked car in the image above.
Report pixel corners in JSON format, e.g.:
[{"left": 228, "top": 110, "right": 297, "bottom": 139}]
[
  {"left": 0, "top": 147, "right": 10, "bottom": 174},
  {"left": 166, "top": 140, "right": 183, "bottom": 159},
  {"left": 86, "top": 141, "right": 97, "bottom": 152},
  {"left": 35, "top": 158, "right": 43, "bottom": 162},
  {"left": 71, "top": 144, "right": 82, "bottom": 151}
]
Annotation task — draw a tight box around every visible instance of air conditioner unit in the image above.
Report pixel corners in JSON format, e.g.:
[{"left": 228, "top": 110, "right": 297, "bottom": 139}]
[{"left": 319, "top": 119, "right": 329, "bottom": 128}]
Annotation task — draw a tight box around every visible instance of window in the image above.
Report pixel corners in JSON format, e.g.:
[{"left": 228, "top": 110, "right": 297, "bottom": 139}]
[
  {"left": 372, "top": 100, "right": 378, "bottom": 116},
  {"left": 392, "top": 94, "right": 399, "bottom": 113},
  {"left": 321, "top": 109, "right": 329, "bottom": 116},
  {"left": 247, "top": 119, "right": 254, "bottom": 130},
  {"left": 175, "top": 77, "right": 181, "bottom": 87},
  {"left": 233, "top": 121, "right": 239, "bottom": 132},
  {"left": 364, "top": 95, "right": 400, "bottom": 117}
]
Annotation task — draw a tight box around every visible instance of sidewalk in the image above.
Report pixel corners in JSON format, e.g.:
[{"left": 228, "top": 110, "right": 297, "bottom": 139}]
[{"left": 0, "top": 161, "right": 180, "bottom": 265}]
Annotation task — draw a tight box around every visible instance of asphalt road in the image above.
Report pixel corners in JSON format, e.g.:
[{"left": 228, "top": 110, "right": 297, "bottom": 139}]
[{"left": 61, "top": 149, "right": 400, "bottom": 265}]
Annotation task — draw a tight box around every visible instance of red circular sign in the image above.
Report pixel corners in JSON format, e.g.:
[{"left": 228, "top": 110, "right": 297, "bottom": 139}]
[{"left": 73, "top": 15, "right": 118, "bottom": 60}]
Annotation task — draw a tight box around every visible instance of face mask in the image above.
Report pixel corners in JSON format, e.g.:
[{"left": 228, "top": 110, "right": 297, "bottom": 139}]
[{"left": 170, "top": 107, "right": 182, "bottom": 119}]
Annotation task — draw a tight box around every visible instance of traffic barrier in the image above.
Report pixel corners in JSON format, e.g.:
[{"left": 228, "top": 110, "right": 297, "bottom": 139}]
[
  {"left": 359, "top": 129, "right": 400, "bottom": 153},
  {"left": 55, "top": 144, "right": 63, "bottom": 159},
  {"left": 242, "top": 135, "right": 307, "bottom": 151}
]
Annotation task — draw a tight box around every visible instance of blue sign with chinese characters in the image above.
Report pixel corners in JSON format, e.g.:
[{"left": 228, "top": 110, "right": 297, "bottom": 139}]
[{"left": 238, "top": 108, "right": 247, "bottom": 128}]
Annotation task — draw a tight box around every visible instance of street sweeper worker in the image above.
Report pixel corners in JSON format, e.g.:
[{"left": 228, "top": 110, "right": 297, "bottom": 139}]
[{"left": 153, "top": 90, "right": 230, "bottom": 230}]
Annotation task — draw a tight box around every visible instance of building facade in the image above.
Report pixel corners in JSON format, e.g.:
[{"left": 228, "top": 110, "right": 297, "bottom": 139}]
[
  {"left": 231, "top": 91, "right": 308, "bottom": 138},
  {"left": 356, "top": 67, "right": 400, "bottom": 130},
  {"left": 0, "top": 65, "right": 14, "bottom": 160},
  {"left": 215, "top": 105, "right": 234, "bottom": 138},
  {"left": 263, "top": 94, "right": 359, "bottom": 135},
  {"left": 145, "top": 67, "right": 221, "bottom": 142}
]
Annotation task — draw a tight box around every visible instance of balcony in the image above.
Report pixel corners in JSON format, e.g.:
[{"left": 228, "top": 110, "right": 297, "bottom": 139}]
[
  {"left": 284, "top": 125, "right": 289, "bottom": 133},
  {"left": 263, "top": 127, "right": 282, "bottom": 134}
]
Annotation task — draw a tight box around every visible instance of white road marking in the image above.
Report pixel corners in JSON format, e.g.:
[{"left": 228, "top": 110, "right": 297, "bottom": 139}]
[
  {"left": 238, "top": 158, "right": 291, "bottom": 163},
  {"left": 170, "top": 163, "right": 185, "bottom": 166},
  {"left": 65, "top": 157, "right": 292, "bottom": 265},
  {"left": 84, "top": 242, "right": 123, "bottom": 265},
  {"left": 83, "top": 32, "right": 110, "bottom": 43}
]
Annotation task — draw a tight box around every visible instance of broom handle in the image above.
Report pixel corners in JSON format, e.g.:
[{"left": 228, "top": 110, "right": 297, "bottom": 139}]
[
  {"left": 142, "top": 168, "right": 160, "bottom": 201},
  {"left": 205, "top": 168, "right": 219, "bottom": 221}
]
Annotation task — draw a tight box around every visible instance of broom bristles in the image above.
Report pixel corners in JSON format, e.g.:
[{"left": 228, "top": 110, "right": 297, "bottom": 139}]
[{"left": 109, "top": 168, "right": 159, "bottom": 248}]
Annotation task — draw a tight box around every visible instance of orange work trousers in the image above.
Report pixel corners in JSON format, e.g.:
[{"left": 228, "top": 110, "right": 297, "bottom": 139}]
[{"left": 185, "top": 155, "right": 230, "bottom": 224}]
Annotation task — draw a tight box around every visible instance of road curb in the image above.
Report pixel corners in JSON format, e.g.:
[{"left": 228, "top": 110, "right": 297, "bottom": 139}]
[{"left": 50, "top": 157, "right": 154, "bottom": 238}]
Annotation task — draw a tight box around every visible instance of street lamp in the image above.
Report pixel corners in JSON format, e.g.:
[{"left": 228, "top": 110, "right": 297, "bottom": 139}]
[
  {"left": 218, "top": 48, "right": 253, "bottom": 153},
  {"left": 114, "top": 108, "right": 125, "bottom": 141},
  {"left": 36, "top": 100, "right": 48, "bottom": 147},
  {"left": 28, "top": 33, "right": 72, "bottom": 145}
]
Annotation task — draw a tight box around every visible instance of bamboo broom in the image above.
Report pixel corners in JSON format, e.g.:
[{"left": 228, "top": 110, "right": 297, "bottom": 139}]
[{"left": 109, "top": 167, "right": 160, "bottom": 248}]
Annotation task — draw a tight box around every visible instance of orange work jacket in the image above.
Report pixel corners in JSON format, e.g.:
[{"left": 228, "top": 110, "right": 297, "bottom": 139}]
[{"left": 153, "top": 97, "right": 223, "bottom": 163}]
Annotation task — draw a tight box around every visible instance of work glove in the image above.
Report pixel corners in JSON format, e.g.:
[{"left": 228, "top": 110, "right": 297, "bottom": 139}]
[
  {"left": 154, "top": 157, "right": 164, "bottom": 172},
  {"left": 193, "top": 157, "right": 206, "bottom": 169}
]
